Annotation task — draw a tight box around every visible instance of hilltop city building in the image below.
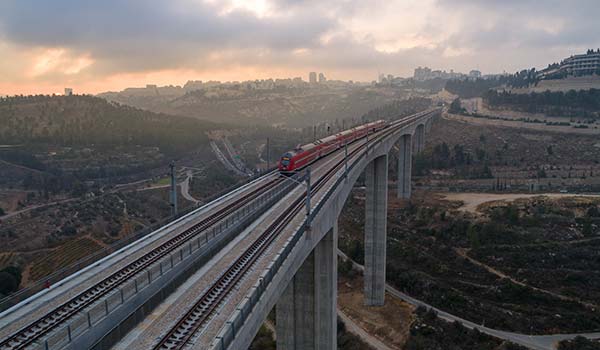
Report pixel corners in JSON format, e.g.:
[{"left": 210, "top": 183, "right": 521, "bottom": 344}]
[
  {"left": 539, "top": 49, "right": 600, "bottom": 79},
  {"left": 469, "top": 70, "right": 482, "bottom": 79},
  {"left": 413, "top": 67, "right": 469, "bottom": 81}
]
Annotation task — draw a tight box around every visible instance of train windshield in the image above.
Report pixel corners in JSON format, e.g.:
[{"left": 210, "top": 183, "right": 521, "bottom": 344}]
[{"left": 281, "top": 153, "right": 292, "bottom": 166}]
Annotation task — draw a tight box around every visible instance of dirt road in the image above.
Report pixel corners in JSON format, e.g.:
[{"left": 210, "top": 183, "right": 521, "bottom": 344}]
[{"left": 440, "top": 192, "right": 600, "bottom": 213}]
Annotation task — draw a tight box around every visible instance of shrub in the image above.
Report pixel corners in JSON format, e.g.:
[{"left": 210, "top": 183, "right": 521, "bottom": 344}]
[{"left": 0, "top": 272, "right": 18, "bottom": 295}]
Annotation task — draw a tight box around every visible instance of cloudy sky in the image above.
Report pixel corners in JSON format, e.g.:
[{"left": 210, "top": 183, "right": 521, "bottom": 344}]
[{"left": 1, "top": 0, "right": 599, "bottom": 95}]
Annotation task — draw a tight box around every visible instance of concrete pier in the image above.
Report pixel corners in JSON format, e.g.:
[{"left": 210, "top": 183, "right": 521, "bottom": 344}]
[
  {"left": 314, "top": 225, "right": 337, "bottom": 350},
  {"left": 397, "top": 134, "right": 412, "bottom": 199},
  {"left": 413, "top": 125, "right": 425, "bottom": 154},
  {"left": 364, "top": 155, "right": 388, "bottom": 306},
  {"left": 275, "top": 276, "right": 296, "bottom": 349},
  {"left": 276, "top": 225, "right": 337, "bottom": 350}
]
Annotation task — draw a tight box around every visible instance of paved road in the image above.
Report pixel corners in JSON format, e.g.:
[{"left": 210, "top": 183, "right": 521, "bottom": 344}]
[
  {"left": 0, "top": 197, "right": 77, "bottom": 221},
  {"left": 337, "top": 251, "right": 600, "bottom": 350},
  {"left": 210, "top": 140, "right": 248, "bottom": 177},
  {"left": 180, "top": 170, "right": 201, "bottom": 204}
]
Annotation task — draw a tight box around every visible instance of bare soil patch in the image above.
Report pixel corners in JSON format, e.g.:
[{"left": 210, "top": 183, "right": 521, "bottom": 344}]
[
  {"left": 440, "top": 192, "right": 600, "bottom": 213},
  {"left": 338, "top": 274, "right": 414, "bottom": 350}
]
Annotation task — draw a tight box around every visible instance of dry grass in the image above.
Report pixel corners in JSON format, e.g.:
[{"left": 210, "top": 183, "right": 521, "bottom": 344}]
[
  {"left": 28, "top": 237, "right": 103, "bottom": 282},
  {"left": 338, "top": 274, "right": 414, "bottom": 350},
  {"left": 0, "top": 252, "right": 14, "bottom": 269}
]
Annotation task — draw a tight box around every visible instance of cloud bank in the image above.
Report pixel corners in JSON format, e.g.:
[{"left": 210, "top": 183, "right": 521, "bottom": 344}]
[{"left": 0, "top": 0, "right": 599, "bottom": 94}]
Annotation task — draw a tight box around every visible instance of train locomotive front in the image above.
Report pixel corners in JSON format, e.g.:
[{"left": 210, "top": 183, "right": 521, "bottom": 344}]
[{"left": 278, "top": 151, "right": 296, "bottom": 174}]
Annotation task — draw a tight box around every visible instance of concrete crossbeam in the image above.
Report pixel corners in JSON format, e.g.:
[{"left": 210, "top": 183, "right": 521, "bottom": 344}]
[
  {"left": 276, "top": 225, "right": 337, "bottom": 350},
  {"left": 364, "top": 155, "right": 388, "bottom": 306},
  {"left": 397, "top": 134, "right": 412, "bottom": 199}
]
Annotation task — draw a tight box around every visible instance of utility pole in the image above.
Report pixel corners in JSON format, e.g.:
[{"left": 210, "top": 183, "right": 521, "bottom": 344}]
[
  {"left": 344, "top": 141, "right": 348, "bottom": 181},
  {"left": 170, "top": 161, "right": 178, "bottom": 216},
  {"left": 313, "top": 125, "right": 317, "bottom": 142},
  {"left": 266, "top": 137, "right": 270, "bottom": 171},
  {"left": 305, "top": 168, "right": 311, "bottom": 228},
  {"left": 285, "top": 170, "right": 312, "bottom": 229}
]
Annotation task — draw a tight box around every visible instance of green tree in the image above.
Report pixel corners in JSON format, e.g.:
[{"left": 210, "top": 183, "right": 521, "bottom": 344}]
[
  {"left": 467, "top": 225, "right": 480, "bottom": 248},
  {"left": 506, "top": 205, "right": 520, "bottom": 225},
  {"left": 349, "top": 240, "right": 363, "bottom": 264},
  {"left": 1, "top": 266, "right": 22, "bottom": 286},
  {"left": 558, "top": 336, "right": 600, "bottom": 350},
  {"left": 587, "top": 206, "right": 600, "bottom": 217},
  {"left": 249, "top": 325, "right": 275, "bottom": 350},
  {"left": 481, "top": 163, "right": 493, "bottom": 178},
  {"left": 0, "top": 272, "right": 17, "bottom": 295},
  {"left": 453, "top": 144, "right": 467, "bottom": 165},
  {"left": 449, "top": 98, "right": 463, "bottom": 114},
  {"left": 537, "top": 168, "right": 547, "bottom": 178},
  {"left": 476, "top": 148, "right": 486, "bottom": 161},
  {"left": 582, "top": 218, "right": 593, "bottom": 236}
]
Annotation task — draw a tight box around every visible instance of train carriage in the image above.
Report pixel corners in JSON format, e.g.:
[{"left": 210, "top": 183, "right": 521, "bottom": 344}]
[{"left": 278, "top": 119, "right": 388, "bottom": 174}]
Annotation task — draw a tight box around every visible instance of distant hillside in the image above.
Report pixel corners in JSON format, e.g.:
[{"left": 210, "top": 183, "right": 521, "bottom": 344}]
[
  {"left": 99, "top": 85, "right": 404, "bottom": 127},
  {"left": 483, "top": 89, "right": 600, "bottom": 119},
  {"left": 510, "top": 76, "right": 600, "bottom": 94},
  {"left": 0, "top": 95, "right": 217, "bottom": 153}
]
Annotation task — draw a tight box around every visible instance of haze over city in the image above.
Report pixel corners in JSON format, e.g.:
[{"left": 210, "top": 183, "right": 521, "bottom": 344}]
[{"left": 1, "top": 0, "right": 599, "bottom": 95}]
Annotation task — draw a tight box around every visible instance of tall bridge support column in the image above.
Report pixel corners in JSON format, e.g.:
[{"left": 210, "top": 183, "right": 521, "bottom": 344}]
[
  {"left": 413, "top": 125, "right": 425, "bottom": 154},
  {"left": 397, "top": 134, "right": 412, "bottom": 199},
  {"left": 315, "top": 223, "right": 337, "bottom": 349},
  {"left": 276, "top": 224, "right": 338, "bottom": 350},
  {"left": 364, "top": 154, "right": 388, "bottom": 306}
]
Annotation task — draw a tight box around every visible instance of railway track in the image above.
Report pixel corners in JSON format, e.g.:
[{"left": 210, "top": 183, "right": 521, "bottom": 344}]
[
  {"left": 153, "top": 110, "right": 436, "bottom": 350},
  {"left": 0, "top": 176, "right": 285, "bottom": 350}
]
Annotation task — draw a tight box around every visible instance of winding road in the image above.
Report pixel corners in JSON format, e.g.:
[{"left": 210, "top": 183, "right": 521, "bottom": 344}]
[
  {"left": 337, "top": 251, "right": 600, "bottom": 350},
  {"left": 179, "top": 169, "right": 201, "bottom": 204}
]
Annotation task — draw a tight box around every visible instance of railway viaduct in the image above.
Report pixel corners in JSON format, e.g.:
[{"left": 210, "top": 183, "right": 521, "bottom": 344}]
[
  {"left": 222, "top": 110, "right": 436, "bottom": 350},
  {"left": 0, "top": 109, "right": 439, "bottom": 350}
]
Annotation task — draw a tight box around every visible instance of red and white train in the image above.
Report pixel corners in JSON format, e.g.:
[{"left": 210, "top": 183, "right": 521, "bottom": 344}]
[{"left": 278, "top": 120, "right": 388, "bottom": 174}]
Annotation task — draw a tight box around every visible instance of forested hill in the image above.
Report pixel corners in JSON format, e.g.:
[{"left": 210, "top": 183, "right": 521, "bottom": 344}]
[
  {"left": 0, "top": 95, "right": 218, "bottom": 153},
  {"left": 484, "top": 89, "right": 600, "bottom": 118}
]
